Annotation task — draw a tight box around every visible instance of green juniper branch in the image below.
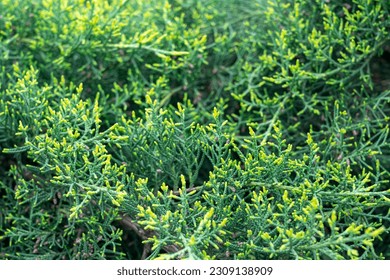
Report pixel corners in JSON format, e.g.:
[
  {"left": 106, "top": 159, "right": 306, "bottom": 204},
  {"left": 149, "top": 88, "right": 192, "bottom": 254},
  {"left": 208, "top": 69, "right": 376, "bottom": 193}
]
[{"left": 0, "top": 0, "right": 389, "bottom": 260}]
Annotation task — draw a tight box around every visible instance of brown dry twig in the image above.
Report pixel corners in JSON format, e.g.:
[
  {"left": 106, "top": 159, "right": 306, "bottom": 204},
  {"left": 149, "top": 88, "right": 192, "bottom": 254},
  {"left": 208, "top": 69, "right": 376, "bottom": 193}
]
[{"left": 119, "top": 214, "right": 180, "bottom": 259}]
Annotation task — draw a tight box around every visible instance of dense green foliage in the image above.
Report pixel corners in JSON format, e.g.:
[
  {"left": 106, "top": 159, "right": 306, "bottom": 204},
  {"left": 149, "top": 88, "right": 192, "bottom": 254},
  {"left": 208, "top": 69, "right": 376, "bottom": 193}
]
[{"left": 0, "top": 0, "right": 389, "bottom": 260}]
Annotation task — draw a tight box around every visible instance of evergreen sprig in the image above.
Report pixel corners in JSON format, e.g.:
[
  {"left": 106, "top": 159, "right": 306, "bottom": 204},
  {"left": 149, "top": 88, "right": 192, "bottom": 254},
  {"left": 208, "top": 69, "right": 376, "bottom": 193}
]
[{"left": 1, "top": 0, "right": 389, "bottom": 259}]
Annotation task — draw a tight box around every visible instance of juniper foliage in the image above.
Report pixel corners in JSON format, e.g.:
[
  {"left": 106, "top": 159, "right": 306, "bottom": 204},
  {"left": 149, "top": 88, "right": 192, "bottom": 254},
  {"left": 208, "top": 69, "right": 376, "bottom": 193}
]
[{"left": 0, "top": 0, "right": 389, "bottom": 259}]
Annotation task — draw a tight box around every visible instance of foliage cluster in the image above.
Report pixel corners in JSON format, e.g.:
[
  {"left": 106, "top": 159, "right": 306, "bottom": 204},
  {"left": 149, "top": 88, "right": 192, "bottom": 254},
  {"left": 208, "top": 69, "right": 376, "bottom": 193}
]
[{"left": 0, "top": 0, "right": 389, "bottom": 259}]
